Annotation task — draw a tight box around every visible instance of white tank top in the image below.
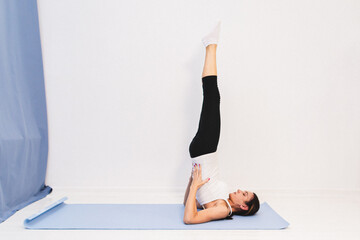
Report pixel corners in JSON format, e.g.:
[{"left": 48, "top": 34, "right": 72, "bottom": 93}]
[{"left": 191, "top": 152, "right": 232, "bottom": 216}]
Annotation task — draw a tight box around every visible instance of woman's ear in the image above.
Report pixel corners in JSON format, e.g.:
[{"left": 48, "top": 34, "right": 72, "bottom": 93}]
[{"left": 239, "top": 204, "right": 249, "bottom": 211}]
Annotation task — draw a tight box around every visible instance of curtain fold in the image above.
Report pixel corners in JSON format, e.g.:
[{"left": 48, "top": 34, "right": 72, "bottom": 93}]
[{"left": 0, "top": 0, "right": 52, "bottom": 223}]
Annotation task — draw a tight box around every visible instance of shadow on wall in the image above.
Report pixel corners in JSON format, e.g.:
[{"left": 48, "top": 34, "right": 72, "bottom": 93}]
[{"left": 174, "top": 45, "right": 204, "bottom": 188}]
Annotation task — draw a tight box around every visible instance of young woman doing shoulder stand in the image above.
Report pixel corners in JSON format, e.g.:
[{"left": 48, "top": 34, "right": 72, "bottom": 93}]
[{"left": 183, "top": 21, "right": 260, "bottom": 225}]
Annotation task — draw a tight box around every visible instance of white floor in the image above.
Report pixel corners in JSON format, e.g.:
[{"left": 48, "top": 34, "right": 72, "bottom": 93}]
[{"left": 0, "top": 188, "right": 359, "bottom": 240}]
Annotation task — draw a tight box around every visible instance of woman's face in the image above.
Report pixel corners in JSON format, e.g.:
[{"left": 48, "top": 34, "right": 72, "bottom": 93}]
[{"left": 229, "top": 189, "right": 254, "bottom": 210}]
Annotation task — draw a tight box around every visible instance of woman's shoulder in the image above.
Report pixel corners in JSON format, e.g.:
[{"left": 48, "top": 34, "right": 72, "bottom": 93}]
[
  {"left": 207, "top": 201, "right": 231, "bottom": 218},
  {"left": 204, "top": 199, "right": 229, "bottom": 209}
]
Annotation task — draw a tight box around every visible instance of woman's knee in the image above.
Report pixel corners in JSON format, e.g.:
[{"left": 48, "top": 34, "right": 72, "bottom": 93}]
[{"left": 189, "top": 138, "right": 218, "bottom": 158}]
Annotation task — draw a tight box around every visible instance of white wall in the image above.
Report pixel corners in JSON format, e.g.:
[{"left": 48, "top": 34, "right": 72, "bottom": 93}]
[{"left": 37, "top": 0, "right": 360, "bottom": 192}]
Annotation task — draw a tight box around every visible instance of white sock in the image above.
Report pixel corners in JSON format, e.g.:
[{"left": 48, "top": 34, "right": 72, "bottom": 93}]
[{"left": 202, "top": 21, "right": 221, "bottom": 47}]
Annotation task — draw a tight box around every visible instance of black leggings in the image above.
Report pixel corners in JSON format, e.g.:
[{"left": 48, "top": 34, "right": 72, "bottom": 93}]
[{"left": 189, "top": 75, "right": 221, "bottom": 158}]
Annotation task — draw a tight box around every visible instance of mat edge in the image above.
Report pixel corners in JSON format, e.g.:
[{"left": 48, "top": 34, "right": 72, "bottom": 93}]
[{"left": 24, "top": 196, "right": 68, "bottom": 227}]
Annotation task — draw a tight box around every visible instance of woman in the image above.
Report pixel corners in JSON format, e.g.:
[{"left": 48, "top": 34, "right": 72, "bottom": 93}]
[{"left": 183, "top": 21, "right": 260, "bottom": 224}]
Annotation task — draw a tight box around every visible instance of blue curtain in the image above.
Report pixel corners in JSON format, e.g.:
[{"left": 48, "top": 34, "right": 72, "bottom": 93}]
[{"left": 0, "top": 0, "right": 52, "bottom": 223}]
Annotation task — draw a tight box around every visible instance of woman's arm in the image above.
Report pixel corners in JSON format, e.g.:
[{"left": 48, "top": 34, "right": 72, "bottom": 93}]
[
  {"left": 185, "top": 204, "right": 229, "bottom": 224},
  {"left": 183, "top": 175, "right": 192, "bottom": 205},
  {"left": 184, "top": 164, "right": 228, "bottom": 224},
  {"left": 184, "top": 173, "right": 202, "bottom": 208},
  {"left": 183, "top": 184, "right": 199, "bottom": 223}
]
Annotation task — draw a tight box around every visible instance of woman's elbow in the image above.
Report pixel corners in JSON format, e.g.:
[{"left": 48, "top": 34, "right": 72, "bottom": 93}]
[
  {"left": 183, "top": 217, "right": 192, "bottom": 225},
  {"left": 183, "top": 214, "right": 194, "bottom": 225}
]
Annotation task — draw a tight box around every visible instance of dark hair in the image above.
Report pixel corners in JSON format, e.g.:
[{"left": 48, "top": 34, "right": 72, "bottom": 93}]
[{"left": 232, "top": 192, "right": 260, "bottom": 216}]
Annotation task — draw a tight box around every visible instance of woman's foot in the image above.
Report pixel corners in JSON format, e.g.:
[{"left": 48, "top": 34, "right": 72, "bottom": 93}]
[{"left": 202, "top": 21, "right": 221, "bottom": 47}]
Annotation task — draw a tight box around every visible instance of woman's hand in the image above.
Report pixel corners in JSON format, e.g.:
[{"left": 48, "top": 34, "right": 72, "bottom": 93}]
[{"left": 191, "top": 163, "right": 210, "bottom": 190}]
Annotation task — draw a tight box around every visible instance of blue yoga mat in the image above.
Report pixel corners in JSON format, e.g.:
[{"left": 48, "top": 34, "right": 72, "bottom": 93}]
[{"left": 24, "top": 197, "right": 289, "bottom": 230}]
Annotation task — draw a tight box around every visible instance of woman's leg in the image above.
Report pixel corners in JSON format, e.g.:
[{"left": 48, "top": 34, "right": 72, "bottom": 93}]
[
  {"left": 202, "top": 44, "right": 217, "bottom": 78},
  {"left": 189, "top": 44, "right": 221, "bottom": 158}
]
